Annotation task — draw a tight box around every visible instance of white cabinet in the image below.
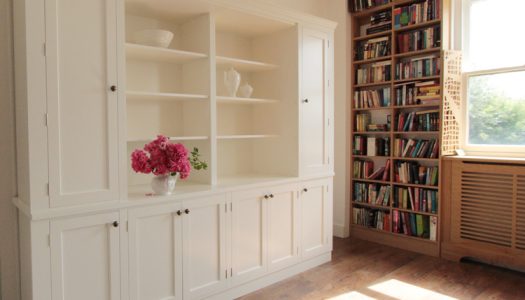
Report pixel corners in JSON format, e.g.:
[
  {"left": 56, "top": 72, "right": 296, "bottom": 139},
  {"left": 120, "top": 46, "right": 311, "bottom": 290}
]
[
  {"left": 50, "top": 212, "right": 121, "bottom": 300},
  {"left": 300, "top": 178, "right": 333, "bottom": 259},
  {"left": 267, "top": 185, "right": 301, "bottom": 271},
  {"left": 300, "top": 28, "right": 333, "bottom": 176},
  {"left": 182, "top": 195, "right": 228, "bottom": 299},
  {"left": 45, "top": 0, "right": 121, "bottom": 207},
  {"left": 231, "top": 183, "right": 299, "bottom": 284},
  {"left": 128, "top": 204, "right": 183, "bottom": 300}
]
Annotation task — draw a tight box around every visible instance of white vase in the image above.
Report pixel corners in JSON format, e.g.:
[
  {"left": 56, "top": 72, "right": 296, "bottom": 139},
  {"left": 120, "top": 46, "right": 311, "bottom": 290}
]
[
  {"left": 238, "top": 83, "right": 254, "bottom": 98},
  {"left": 151, "top": 174, "right": 177, "bottom": 195},
  {"left": 224, "top": 67, "right": 241, "bottom": 97}
]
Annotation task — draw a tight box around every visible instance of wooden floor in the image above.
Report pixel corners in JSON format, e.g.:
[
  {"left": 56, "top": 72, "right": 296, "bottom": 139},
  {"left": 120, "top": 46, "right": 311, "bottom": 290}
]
[{"left": 239, "top": 237, "right": 525, "bottom": 300}]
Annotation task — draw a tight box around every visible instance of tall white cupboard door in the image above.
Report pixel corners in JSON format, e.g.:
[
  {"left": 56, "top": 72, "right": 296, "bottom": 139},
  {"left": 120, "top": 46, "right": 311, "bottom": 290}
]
[
  {"left": 267, "top": 184, "right": 300, "bottom": 272},
  {"left": 300, "top": 178, "right": 333, "bottom": 259},
  {"left": 45, "top": 0, "right": 120, "bottom": 207},
  {"left": 50, "top": 212, "right": 120, "bottom": 300},
  {"left": 182, "top": 195, "right": 228, "bottom": 299},
  {"left": 231, "top": 189, "right": 268, "bottom": 285},
  {"left": 128, "top": 204, "right": 183, "bottom": 300},
  {"left": 300, "top": 28, "right": 332, "bottom": 176}
]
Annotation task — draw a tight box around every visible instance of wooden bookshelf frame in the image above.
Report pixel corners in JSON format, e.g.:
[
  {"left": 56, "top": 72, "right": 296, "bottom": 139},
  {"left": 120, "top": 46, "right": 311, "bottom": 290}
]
[{"left": 349, "top": 0, "right": 452, "bottom": 257}]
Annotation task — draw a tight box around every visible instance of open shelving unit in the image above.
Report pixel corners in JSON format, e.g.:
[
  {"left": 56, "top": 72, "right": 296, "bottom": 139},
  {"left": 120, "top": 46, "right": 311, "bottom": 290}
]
[
  {"left": 124, "top": 0, "right": 299, "bottom": 191},
  {"left": 350, "top": 0, "right": 452, "bottom": 256}
]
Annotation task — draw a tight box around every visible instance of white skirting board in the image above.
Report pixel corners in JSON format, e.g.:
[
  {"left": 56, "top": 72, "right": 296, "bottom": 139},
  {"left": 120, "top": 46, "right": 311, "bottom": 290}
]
[{"left": 207, "top": 252, "right": 332, "bottom": 300}]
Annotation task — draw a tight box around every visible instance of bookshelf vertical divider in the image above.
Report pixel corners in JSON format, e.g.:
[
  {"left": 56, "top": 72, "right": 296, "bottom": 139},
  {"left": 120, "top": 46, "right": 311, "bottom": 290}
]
[{"left": 350, "top": 0, "right": 453, "bottom": 256}]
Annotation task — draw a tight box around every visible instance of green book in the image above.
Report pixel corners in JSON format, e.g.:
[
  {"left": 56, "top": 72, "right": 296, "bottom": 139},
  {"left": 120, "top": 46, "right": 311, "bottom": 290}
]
[{"left": 416, "top": 214, "right": 424, "bottom": 237}]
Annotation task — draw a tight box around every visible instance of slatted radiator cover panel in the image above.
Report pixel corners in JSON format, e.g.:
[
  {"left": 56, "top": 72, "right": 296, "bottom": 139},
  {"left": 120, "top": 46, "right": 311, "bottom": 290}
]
[
  {"left": 517, "top": 176, "right": 525, "bottom": 250},
  {"left": 451, "top": 162, "right": 525, "bottom": 252}
]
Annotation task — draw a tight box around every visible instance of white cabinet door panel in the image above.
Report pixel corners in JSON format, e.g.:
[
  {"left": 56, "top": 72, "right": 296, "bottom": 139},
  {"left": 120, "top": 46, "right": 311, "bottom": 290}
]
[
  {"left": 300, "top": 28, "right": 331, "bottom": 176},
  {"left": 50, "top": 212, "right": 120, "bottom": 300},
  {"left": 301, "top": 178, "right": 332, "bottom": 259},
  {"left": 183, "top": 195, "right": 228, "bottom": 299},
  {"left": 267, "top": 185, "right": 300, "bottom": 272},
  {"left": 45, "top": 0, "right": 120, "bottom": 206},
  {"left": 231, "top": 189, "right": 268, "bottom": 285},
  {"left": 128, "top": 205, "right": 183, "bottom": 300}
]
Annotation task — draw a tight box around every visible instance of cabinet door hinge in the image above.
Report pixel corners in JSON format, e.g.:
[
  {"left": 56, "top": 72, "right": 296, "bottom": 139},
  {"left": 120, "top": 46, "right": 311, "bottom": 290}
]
[
  {"left": 42, "top": 43, "right": 46, "bottom": 56},
  {"left": 46, "top": 183, "right": 50, "bottom": 196},
  {"left": 225, "top": 203, "right": 227, "bottom": 213},
  {"left": 296, "top": 246, "right": 299, "bottom": 255},
  {"left": 225, "top": 269, "right": 228, "bottom": 278},
  {"left": 230, "top": 268, "right": 233, "bottom": 277},
  {"left": 230, "top": 202, "right": 232, "bottom": 212},
  {"left": 44, "top": 113, "right": 48, "bottom": 127},
  {"left": 48, "top": 234, "right": 51, "bottom": 247},
  {"left": 126, "top": 221, "right": 129, "bottom": 232}
]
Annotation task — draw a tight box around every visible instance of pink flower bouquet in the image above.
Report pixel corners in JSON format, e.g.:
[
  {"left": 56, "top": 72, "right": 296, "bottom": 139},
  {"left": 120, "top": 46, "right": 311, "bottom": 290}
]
[{"left": 131, "top": 135, "right": 207, "bottom": 179}]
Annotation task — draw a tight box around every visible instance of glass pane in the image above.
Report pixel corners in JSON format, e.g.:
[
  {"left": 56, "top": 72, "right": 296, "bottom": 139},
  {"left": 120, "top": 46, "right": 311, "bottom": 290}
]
[
  {"left": 465, "top": 0, "right": 525, "bottom": 71},
  {"left": 468, "top": 71, "right": 525, "bottom": 145}
]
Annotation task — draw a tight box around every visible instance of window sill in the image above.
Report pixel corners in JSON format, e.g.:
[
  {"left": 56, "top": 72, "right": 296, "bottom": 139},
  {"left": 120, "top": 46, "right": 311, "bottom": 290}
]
[{"left": 443, "top": 155, "right": 525, "bottom": 164}]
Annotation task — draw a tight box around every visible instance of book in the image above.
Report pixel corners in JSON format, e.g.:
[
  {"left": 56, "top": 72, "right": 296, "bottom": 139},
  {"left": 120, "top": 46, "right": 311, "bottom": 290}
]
[
  {"left": 429, "top": 216, "right": 437, "bottom": 241},
  {"left": 367, "top": 137, "right": 377, "bottom": 156}
]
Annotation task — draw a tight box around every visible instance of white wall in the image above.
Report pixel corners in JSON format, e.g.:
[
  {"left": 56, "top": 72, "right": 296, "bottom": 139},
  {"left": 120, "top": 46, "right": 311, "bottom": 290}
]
[
  {"left": 323, "top": 0, "right": 350, "bottom": 238},
  {"left": 0, "top": 0, "right": 20, "bottom": 299}
]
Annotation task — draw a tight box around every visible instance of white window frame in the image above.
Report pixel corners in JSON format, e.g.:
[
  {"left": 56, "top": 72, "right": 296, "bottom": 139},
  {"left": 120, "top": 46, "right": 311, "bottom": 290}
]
[{"left": 457, "top": 0, "right": 525, "bottom": 156}]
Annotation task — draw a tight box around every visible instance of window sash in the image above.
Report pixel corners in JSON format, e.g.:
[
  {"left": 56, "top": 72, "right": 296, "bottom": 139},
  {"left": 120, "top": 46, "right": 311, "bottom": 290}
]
[{"left": 461, "top": 66, "right": 525, "bottom": 155}]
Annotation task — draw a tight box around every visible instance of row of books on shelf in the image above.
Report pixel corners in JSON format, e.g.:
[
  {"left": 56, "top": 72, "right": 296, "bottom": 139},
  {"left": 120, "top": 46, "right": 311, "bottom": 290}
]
[
  {"left": 396, "top": 109, "right": 440, "bottom": 131},
  {"left": 353, "top": 159, "right": 391, "bottom": 181},
  {"left": 355, "top": 114, "right": 391, "bottom": 132},
  {"left": 364, "top": 10, "right": 392, "bottom": 35},
  {"left": 394, "top": 187, "right": 438, "bottom": 214},
  {"left": 395, "top": 55, "right": 440, "bottom": 80},
  {"left": 393, "top": 0, "right": 441, "bottom": 29},
  {"left": 392, "top": 211, "right": 437, "bottom": 241},
  {"left": 395, "top": 80, "right": 440, "bottom": 106},
  {"left": 353, "top": 207, "right": 391, "bottom": 231},
  {"left": 354, "top": 182, "right": 391, "bottom": 206},
  {"left": 352, "top": 0, "right": 390, "bottom": 13},
  {"left": 394, "top": 161, "right": 438, "bottom": 186},
  {"left": 356, "top": 61, "right": 391, "bottom": 84},
  {"left": 397, "top": 26, "right": 441, "bottom": 53},
  {"left": 354, "top": 87, "right": 391, "bottom": 109},
  {"left": 354, "top": 136, "right": 390, "bottom": 156},
  {"left": 394, "top": 138, "right": 439, "bottom": 158},
  {"left": 356, "top": 36, "right": 391, "bottom": 61}
]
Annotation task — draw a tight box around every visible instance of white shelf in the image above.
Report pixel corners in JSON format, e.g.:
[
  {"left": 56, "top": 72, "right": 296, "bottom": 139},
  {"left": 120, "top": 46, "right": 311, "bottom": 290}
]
[
  {"left": 126, "top": 91, "right": 208, "bottom": 102},
  {"left": 216, "top": 56, "right": 278, "bottom": 72},
  {"left": 217, "top": 134, "right": 278, "bottom": 140},
  {"left": 217, "top": 96, "right": 278, "bottom": 104},
  {"left": 126, "top": 43, "right": 207, "bottom": 64},
  {"left": 128, "top": 136, "right": 209, "bottom": 143}
]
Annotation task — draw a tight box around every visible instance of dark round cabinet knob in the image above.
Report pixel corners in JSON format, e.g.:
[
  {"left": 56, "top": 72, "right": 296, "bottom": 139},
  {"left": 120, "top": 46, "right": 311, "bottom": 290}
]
[
  {"left": 110, "top": 85, "right": 117, "bottom": 92},
  {"left": 176, "top": 210, "right": 182, "bottom": 216},
  {"left": 303, "top": 98, "right": 309, "bottom": 103},
  {"left": 112, "top": 221, "right": 119, "bottom": 228},
  {"left": 303, "top": 188, "right": 308, "bottom": 192},
  {"left": 264, "top": 195, "right": 269, "bottom": 199},
  {"left": 269, "top": 194, "right": 274, "bottom": 198},
  {"left": 184, "top": 209, "right": 190, "bottom": 214}
]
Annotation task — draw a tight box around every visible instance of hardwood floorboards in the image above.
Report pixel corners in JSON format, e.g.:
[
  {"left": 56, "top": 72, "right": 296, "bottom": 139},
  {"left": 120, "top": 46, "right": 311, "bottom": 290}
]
[{"left": 238, "top": 237, "right": 525, "bottom": 300}]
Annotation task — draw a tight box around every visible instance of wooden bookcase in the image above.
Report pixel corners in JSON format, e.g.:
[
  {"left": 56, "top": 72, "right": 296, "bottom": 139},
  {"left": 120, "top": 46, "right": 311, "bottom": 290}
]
[{"left": 349, "top": 0, "right": 453, "bottom": 256}]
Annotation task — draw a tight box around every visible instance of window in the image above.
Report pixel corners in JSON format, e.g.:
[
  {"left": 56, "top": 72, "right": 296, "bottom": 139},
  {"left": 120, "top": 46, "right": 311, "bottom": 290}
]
[{"left": 460, "top": 0, "right": 525, "bottom": 155}]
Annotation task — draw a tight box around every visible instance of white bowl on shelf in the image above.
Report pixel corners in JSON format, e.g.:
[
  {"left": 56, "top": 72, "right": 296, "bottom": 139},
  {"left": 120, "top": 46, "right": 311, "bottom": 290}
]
[{"left": 133, "top": 29, "right": 174, "bottom": 48}]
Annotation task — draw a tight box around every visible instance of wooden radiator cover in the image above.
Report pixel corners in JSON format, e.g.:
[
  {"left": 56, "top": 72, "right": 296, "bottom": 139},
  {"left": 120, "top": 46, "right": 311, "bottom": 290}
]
[{"left": 442, "top": 159, "right": 525, "bottom": 271}]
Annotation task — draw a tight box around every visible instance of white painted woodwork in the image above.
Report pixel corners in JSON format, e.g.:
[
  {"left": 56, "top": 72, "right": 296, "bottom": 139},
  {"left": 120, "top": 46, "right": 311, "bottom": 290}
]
[
  {"left": 128, "top": 204, "right": 183, "bottom": 300},
  {"left": 45, "top": 0, "right": 120, "bottom": 206},
  {"left": 126, "top": 43, "right": 207, "bottom": 64},
  {"left": 50, "top": 212, "right": 120, "bottom": 300},
  {"left": 300, "top": 28, "right": 332, "bottom": 176},
  {"left": 300, "top": 178, "right": 333, "bottom": 259},
  {"left": 267, "top": 184, "right": 301, "bottom": 271},
  {"left": 14, "top": 0, "right": 336, "bottom": 299},
  {"left": 231, "top": 189, "right": 268, "bottom": 285},
  {"left": 182, "top": 195, "right": 228, "bottom": 299}
]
